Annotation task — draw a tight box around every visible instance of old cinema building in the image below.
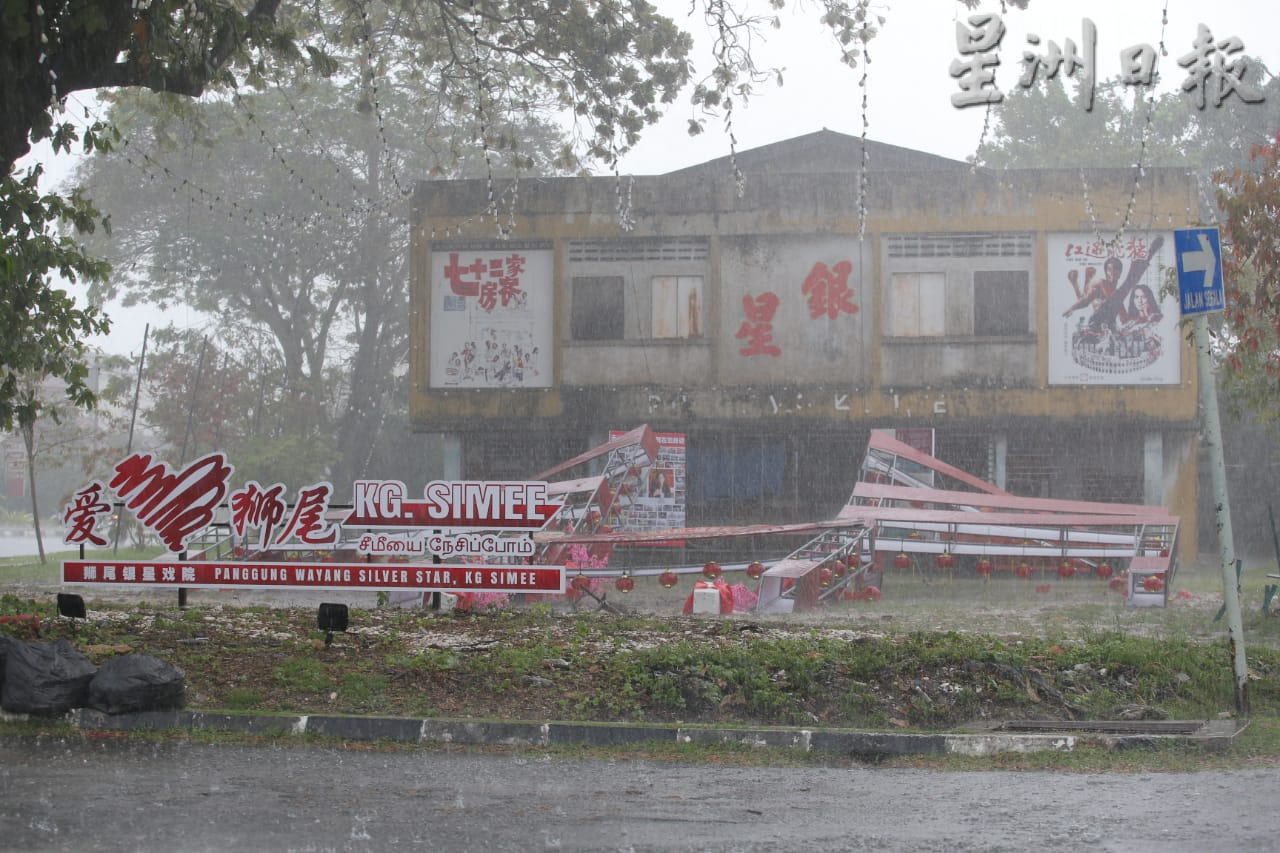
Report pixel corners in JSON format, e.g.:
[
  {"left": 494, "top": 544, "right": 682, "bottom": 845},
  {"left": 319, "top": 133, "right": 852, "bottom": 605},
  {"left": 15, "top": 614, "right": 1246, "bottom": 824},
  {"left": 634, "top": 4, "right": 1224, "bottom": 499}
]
[{"left": 409, "top": 130, "right": 1202, "bottom": 555}]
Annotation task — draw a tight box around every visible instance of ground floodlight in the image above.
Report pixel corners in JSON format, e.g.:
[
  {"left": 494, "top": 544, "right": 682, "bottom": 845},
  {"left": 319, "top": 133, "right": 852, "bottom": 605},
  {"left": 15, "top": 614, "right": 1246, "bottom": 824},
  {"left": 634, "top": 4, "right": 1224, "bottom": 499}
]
[
  {"left": 57, "top": 593, "right": 87, "bottom": 620},
  {"left": 318, "top": 602, "right": 349, "bottom": 647}
]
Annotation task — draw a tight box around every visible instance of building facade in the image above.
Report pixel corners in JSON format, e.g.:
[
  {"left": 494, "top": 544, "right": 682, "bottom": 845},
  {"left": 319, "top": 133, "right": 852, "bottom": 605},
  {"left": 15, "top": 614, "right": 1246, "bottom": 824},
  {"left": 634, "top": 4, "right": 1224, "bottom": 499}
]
[{"left": 409, "top": 131, "right": 1202, "bottom": 555}]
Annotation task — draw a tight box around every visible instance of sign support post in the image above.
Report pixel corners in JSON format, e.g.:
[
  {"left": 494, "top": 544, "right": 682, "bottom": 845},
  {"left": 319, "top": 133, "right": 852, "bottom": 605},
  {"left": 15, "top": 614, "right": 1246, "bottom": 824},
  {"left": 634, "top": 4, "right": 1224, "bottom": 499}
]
[{"left": 1176, "top": 226, "right": 1249, "bottom": 714}]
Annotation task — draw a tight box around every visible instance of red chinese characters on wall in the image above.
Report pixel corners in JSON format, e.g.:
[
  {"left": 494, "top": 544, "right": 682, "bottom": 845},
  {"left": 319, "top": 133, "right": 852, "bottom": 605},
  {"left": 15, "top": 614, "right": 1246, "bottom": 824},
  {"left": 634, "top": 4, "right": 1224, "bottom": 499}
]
[
  {"left": 737, "top": 293, "right": 782, "bottom": 357},
  {"left": 802, "top": 260, "right": 860, "bottom": 320},
  {"left": 736, "top": 259, "right": 860, "bottom": 357},
  {"left": 443, "top": 252, "right": 527, "bottom": 313}
]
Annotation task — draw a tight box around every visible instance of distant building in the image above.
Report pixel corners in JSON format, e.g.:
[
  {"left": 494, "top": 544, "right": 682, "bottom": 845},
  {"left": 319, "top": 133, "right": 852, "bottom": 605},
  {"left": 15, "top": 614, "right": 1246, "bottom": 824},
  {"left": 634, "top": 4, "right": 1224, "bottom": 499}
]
[{"left": 408, "top": 130, "right": 1202, "bottom": 555}]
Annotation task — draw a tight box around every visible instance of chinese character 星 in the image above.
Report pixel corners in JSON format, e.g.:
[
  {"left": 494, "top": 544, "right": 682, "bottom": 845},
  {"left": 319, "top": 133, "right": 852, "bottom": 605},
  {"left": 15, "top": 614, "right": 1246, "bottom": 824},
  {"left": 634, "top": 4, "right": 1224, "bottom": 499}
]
[
  {"left": 950, "top": 13, "right": 1006, "bottom": 107},
  {"left": 737, "top": 293, "right": 782, "bottom": 357}
]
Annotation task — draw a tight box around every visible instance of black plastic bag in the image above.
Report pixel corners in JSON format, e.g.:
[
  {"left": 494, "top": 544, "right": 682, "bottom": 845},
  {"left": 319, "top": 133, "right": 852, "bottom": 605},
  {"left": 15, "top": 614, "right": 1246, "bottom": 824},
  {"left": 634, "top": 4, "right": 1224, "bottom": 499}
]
[
  {"left": 0, "top": 633, "right": 19, "bottom": 693},
  {"left": 1, "top": 638, "right": 97, "bottom": 716},
  {"left": 88, "top": 653, "right": 186, "bottom": 715}
]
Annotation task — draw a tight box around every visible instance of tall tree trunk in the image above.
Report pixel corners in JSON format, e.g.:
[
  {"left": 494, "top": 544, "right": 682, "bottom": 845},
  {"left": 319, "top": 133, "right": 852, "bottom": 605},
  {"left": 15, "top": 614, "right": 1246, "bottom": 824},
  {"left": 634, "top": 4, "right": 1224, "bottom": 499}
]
[{"left": 20, "top": 420, "right": 46, "bottom": 564}]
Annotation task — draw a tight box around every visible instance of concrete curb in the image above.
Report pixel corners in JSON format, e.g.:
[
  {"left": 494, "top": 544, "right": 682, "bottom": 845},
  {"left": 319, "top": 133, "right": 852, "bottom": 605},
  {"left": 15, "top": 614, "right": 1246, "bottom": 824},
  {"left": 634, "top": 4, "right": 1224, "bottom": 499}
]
[{"left": 41, "top": 709, "right": 1243, "bottom": 758}]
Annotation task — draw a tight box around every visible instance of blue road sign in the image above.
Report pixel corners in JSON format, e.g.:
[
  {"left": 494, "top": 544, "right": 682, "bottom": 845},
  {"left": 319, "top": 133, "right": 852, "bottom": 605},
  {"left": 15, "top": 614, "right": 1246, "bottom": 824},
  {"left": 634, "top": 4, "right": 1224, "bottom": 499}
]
[{"left": 1174, "top": 227, "right": 1225, "bottom": 316}]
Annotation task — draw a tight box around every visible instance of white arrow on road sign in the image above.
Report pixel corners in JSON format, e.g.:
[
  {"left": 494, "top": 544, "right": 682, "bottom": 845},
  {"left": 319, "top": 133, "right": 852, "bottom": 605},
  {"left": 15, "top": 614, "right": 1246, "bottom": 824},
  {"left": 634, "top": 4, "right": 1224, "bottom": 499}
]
[
  {"left": 1181, "top": 233, "right": 1218, "bottom": 290},
  {"left": 1175, "top": 227, "right": 1225, "bottom": 316}
]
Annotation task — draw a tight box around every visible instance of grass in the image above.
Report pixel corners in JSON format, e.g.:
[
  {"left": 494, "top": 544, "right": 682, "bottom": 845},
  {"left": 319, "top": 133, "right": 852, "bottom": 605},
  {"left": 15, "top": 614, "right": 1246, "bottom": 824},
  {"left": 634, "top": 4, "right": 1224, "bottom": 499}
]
[
  {"left": 1, "top": 546, "right": 164, "bottom": 583},
  {"left": 5, "top": 554, "right": 1280, "bottom": 770}
]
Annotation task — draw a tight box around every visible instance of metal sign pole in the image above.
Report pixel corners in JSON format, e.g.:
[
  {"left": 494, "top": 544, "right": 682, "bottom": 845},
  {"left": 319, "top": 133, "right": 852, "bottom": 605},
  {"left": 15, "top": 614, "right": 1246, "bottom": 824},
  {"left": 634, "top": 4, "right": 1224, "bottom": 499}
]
[
  {"left": 1192, "top": 312, "right": 1249, "bottom": 715},
  {"left": 1176, "top": 226, "right": 1248, "bottom": 715}
]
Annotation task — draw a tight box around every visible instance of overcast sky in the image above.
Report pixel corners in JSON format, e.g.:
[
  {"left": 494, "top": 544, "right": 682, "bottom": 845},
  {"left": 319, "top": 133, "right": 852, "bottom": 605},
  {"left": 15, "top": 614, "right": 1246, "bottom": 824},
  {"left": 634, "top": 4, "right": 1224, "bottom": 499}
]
[{"left": 618, "top": 0, "right": 1278, "bottom": 172}]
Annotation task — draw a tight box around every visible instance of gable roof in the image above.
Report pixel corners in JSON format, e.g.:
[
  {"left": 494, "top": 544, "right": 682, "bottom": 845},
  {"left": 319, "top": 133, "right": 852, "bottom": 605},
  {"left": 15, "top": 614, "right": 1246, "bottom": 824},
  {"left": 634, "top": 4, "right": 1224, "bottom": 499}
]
[{"left": 662, "top": 128, "right": 970, "bottom": 177}]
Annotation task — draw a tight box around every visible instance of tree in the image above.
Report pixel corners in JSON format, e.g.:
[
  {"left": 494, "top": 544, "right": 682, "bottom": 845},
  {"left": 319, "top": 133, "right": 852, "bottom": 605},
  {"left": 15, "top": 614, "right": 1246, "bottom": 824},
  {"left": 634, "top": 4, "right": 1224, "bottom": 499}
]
[
  {"left": 975, "top": 62, "right": 1280, "bottom": 174},
  {"left": 6, "top": 0, "right": 1011, "bottom": 448},
  {"left": 76, "top": 53, "right": 572, "bottom": 487},
  {"left": 1, "top": 165, "right": 112, "bottom": 433},
  {"left": 1215, "top": 134, "right": 1280, "bottom": 433},
  {"left": 8, "top": 352, "right": 132, "bottom": 561}
]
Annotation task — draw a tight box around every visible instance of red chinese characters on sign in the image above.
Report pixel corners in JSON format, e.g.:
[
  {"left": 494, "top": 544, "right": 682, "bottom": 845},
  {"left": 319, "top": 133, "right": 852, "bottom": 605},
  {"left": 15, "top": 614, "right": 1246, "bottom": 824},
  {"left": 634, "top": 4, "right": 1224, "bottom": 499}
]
[
  {"left": 229, "top": 480, "right": 288, "bottom": 547},
  {"left": 279, "top": 483, "right": 339, "bottom": 545},
  {"left": 801, "top": 260, "right": 860, "bottom": 320},
  {"left": 62, "top": 481, "right": 111, "bottom": 547},
  {"left": 230, "top": 481, "right": 339, "bottom": 547},
  {"left": 1063, "top": 236, "right": 1153, "bottom": 262},
  {"left": 109, "top": 451, "right": 234, "bottom": 553},
  {"left": 443, "top": 252, "right": 527, "bottom": 313},
  {"left": 736, "top": 293, "right": 782, "bottom": 357}
]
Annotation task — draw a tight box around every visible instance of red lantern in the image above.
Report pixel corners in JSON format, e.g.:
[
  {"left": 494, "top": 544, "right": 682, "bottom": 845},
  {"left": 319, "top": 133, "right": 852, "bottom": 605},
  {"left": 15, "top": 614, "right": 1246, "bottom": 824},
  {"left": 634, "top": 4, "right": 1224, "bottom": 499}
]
[
  {"left": 1143, "top": 575, "right": 1165, "bottom": 593},
  {"left": 571, "top": 573, "right": 591, "bottom": 592},
  {"left": 893, "top": 552, "right": 911, "bottom": 570},
  {"left": 659, "top": 569, "right": 678, "bottom": 589},
  {"left": 1057, "top": 561, "right": 1075, "bottom": 579},
  {"left": 936, "top": 551, "right": 955, "bottom": 570},
  {"left": 746, "top": 560, "right": 766, "bottom": 580},
  {"left": 832, "top": 560, "right": 847, "bottom": 578},
  {"left": 975, "top": 558, "right": 994, "bottom": 576},
  {"left": 819, "top": 567, "right": 833, "bottom": 587},
  {"left": 1095, "top": 562, "right": 1114, "bottom": 580},
  {"left": 1110, "top": 576, "right": 1127, "bottom": 592},
  {"left": 702, "top": 561, "right": 721, "bottom": 580},
  {"left": 861, "top": 586, "right": 882, "bottom": 602},
  {"left": 615, "top": 574, "right": 635, "bottom": 594},
  {"left": 1015, "top": 561, "right": 1033, "bottom": 579}
]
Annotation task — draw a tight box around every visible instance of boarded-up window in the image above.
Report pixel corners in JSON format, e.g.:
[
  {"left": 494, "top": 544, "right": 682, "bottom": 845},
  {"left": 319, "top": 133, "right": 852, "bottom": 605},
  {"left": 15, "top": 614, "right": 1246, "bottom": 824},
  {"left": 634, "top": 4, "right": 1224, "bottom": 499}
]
[
  {"left": 571, "top": 276, "right": 624, "bottom": 340},
  {"left": 974, "top": 270, "right": 1029, "bottom": 336},
  {"left": 651, "top": 276, "right": 704, "bottom": 339},
  {"left": 889, "top": 272, "right": 946, "bottom": 337}
]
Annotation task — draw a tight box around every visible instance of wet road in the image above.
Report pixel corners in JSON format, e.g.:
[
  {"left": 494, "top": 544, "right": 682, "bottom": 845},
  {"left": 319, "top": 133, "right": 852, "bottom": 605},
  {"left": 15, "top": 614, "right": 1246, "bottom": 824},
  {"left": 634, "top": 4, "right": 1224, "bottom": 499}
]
[{"left": 0, "top": 736, "right": 1274, "bottom": 851}]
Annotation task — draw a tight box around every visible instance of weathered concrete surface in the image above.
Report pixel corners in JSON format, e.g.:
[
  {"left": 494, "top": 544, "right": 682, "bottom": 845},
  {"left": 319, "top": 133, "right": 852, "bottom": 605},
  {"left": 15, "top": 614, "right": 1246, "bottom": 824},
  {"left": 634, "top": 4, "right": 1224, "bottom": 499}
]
[
  {"left": 1, "top": 735, "right": 1273, "bottom": 852},
  {"left": 57, "top": 707, "right": 1244, "bottom": 757}
]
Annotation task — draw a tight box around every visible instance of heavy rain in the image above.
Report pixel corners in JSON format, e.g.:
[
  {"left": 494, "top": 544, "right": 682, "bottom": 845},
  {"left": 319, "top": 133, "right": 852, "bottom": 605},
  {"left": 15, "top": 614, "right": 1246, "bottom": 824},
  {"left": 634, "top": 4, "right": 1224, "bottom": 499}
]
[{"left": 5, "top": 1, "right": 1280, "bottom": 850}]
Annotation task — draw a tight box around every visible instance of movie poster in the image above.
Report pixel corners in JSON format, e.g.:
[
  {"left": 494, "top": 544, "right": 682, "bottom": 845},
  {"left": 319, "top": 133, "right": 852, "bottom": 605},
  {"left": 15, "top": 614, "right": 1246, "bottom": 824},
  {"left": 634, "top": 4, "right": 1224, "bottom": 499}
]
[
  {"left": 429, "top": 245, "right": 553, "bottom": 388},
  {"left": 1047, "top": 232, "right": 1180, "bottom": 386}
]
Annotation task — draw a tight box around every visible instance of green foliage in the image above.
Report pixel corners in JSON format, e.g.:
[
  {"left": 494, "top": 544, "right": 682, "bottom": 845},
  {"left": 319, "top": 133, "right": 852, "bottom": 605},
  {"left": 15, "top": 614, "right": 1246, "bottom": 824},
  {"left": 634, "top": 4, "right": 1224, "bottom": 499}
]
[{"left": 1, "top": 166, "right": 112, "bottom": 433}]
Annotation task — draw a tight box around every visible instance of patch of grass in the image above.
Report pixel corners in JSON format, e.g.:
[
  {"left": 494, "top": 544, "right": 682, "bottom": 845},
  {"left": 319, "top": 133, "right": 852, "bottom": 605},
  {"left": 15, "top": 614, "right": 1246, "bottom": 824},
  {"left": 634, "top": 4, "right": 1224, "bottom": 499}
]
[
  {"left": 340, "top": 673, "right": 390, "bottom": 709},
  {"left": 273, "top": 658, "right": 329, "bottom": 693},
  {"left": 223, "top": 688, "right": 264, "bottom": 710}
]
